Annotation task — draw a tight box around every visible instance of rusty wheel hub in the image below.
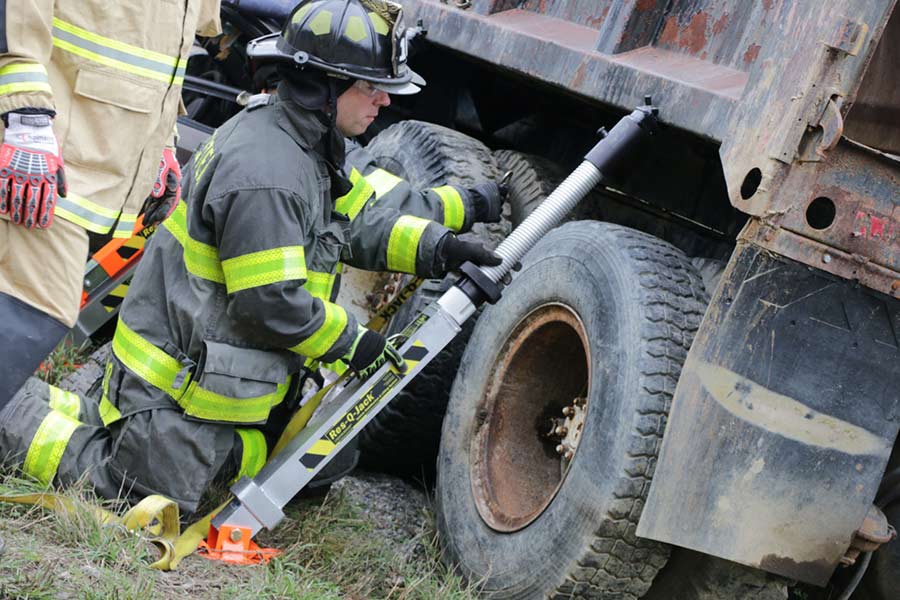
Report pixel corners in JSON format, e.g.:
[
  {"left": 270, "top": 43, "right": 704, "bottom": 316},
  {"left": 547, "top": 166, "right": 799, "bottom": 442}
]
[{"left": 471, "top": 303, "right": 590, "bottom": 532}]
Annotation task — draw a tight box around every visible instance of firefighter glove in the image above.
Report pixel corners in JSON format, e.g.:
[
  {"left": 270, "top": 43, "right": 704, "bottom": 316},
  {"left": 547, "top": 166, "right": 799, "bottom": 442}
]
[
  {"left": 434, "top": 232, "right": 502, "bottom": 275},
  {"left": 344, "top": 325, "right": 407, "bottom": 379},
  {"left": 0, "top": 110, "right": 66, "bottom": 229},
  {"left": 467, "top": 182, "right": 503, "bottom": 224},
  {"left": 142, "top": 148, "right": 181, "bottom": 227}
]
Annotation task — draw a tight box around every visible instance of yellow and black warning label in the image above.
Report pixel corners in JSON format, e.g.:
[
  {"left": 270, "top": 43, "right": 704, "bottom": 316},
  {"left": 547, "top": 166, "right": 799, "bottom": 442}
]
[{"left": 299, "top": 340, "right": 430, "bottom": 471}]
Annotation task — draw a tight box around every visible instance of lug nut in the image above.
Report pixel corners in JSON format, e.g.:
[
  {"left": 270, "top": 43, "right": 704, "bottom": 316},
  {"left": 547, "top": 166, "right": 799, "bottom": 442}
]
[
  {"left": 229, "top": 528, "right": 243, "bottom": 542},
  {"left": 555, "top": 426, "right": 568, "bottom": 436},
  {"left": 562, "top": 406, "right": 575, "bottom": 417},
  {"left": 564, "top": 450, "right": 574, "bottom": 461},
  {"left": 555, "top": 444, "right": 566, "bottom": 455}
]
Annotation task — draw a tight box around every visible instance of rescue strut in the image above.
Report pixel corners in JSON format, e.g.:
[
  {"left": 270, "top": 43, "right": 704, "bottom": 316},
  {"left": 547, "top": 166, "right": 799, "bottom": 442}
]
[{"left": 206, "top": 97, "right": 660, "bottom": 559}]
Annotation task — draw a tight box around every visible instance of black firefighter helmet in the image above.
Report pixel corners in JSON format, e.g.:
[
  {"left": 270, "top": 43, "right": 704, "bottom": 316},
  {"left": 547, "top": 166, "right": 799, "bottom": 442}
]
[{"left": 247, "top": 0, "right": 425, "bottom": 95}]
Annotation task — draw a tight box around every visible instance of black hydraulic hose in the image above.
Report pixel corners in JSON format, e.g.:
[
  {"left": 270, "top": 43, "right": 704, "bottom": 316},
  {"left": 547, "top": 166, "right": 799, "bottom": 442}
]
[{"left": 835, "top": 551, "right": 872, "bottom": 600}]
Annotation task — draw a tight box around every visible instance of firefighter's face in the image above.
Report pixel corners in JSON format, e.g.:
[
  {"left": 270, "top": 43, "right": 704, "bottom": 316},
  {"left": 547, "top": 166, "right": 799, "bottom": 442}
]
[{"left": 336, "top": 80, "right": 390, "bottom": 137}]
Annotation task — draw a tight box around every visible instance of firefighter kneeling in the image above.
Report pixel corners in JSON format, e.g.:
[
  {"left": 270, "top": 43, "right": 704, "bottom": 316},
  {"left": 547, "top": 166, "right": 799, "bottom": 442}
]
[{"left": 0, "top": 0, "right": 503, "bottom": 514}]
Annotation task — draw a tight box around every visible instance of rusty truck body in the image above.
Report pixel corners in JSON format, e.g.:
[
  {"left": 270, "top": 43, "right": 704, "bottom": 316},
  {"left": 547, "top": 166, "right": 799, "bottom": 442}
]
[{"left": 377, "top": 0, "right": 900, "bottom": 597}]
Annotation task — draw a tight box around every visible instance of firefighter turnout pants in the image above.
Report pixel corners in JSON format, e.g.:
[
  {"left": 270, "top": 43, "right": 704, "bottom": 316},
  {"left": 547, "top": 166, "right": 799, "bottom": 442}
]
[{"left": 0, "top": 377, "right": 267, "bottom": 513}]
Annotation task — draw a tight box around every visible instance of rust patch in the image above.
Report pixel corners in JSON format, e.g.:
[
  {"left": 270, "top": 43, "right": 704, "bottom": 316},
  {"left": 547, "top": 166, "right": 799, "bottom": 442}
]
[
  {"left": 586, "top": 5, "right": 610, "bottom": 28},
  {"left": 658, "top": 15, "right": 679, "bottom": 45},
  {"left": 682, "top": 11, "right": 710, "bottom": 54},
  {"left": 743, "top": 43, "right": 761, "bottom": 63},
  {"left": 571, "top": 59, "right": 588, "bottom": 89},
  {"left": 762, "top": 0, "right": 775, "bottom": 10},
  {"left": 713, "top": 12, "right": 729, "bottom": 35},
  {"left": 658, "top": 12, "right": 710, "bottom": 54},
  {"left": 636, "top": 0, "right": 657, "bottom": 11}
]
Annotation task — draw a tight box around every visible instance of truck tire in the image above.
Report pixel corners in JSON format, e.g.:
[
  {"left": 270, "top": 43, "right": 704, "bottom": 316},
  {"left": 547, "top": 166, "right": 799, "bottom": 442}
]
[
  {"left": 358, "top": 121, "right": 508, "bottom": 476},
  {"left": 493, "top": 150, "right": 566, "bottom": 227},
  {"left": 436, "top": 221, "right": 707, "bottom": 599},
  {"left": 643, "top": 550, "right": 788, "bottom": 600},
  {"left": 57, "top": 341, "right": 110, "bottom": 399}
]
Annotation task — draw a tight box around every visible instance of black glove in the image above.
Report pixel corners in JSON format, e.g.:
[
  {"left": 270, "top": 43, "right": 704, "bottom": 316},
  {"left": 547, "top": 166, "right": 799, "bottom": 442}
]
[
  {"left": 434, "top": 232, "right": 503, "bottom": 275},
  {"left": 467, "top": 182, "right": 503, "bottom": 224},
  {"left": 343, "top": 326, "right": 407, "bottom": 379}
]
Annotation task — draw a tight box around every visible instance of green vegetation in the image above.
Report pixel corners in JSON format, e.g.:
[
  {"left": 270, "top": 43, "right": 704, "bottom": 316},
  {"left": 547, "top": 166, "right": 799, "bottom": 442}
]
[
  {"left": 35, "top": 337, "right": 93, "bottom": 386},
  {"left": 0, "top": 474, "right": 478, "bottom": 600}
]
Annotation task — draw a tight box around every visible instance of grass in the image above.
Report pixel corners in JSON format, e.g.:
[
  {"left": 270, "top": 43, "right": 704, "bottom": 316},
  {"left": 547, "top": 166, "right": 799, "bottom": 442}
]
[
  {"left": 35, "top": 337, "right": 93, "bottom": 386},
  {"left": 0, "top": 472, "right": 479, "bottom": 600}
]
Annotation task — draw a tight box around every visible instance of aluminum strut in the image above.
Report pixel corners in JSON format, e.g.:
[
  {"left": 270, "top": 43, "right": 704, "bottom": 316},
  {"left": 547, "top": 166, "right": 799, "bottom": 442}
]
[{"left": 209, "top": 97, "right": 660, "bottom": 545}]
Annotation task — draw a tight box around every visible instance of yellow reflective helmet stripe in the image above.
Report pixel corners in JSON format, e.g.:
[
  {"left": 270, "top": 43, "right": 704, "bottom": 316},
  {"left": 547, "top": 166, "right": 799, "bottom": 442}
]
[
  {"left": 48, "top": 386, "right": 80, "bottom": 420},
  {"left": 222, "top": 246, "right": 308, "bottom": 294},
  {"left": 432, "top": 185, "right": 465, "bottom": 232},
  {"left": 113, "top": 319, "right": 188, "bottom": 397},
  {"left": 304, "top": 270, "right": 338, "bottom": 302},
  {"left": 23, "top": 410, "right": 80, "bottom": 485},
  {"left": 55, "top": 192, "right": 124, "bottom": 234},
  {"left": 163, "top": 202, "right": 225, "bottom": 284},
  {"left": 291, "top": 3, "right": 315, "bottom": 23},
  {"left": 336, "top": 169, "right": 375, "bottom": 221},
  {"left": 309, "top": 10, "right": 333, "bottom": 35},
  {"left": 365, "top": 168, "right": 402, "bottom": 198},
  {"left": 235, "top": 428, "right": 268, "bottom": 480},
  {"left": 387, "top": 215, "right": 429, "bottom": 273},
  {"left": 0, "top": 63, "right": 51, "bottom": 95},
  {"left": 368, "top": 12, "right": 390, "bottom": 35},
  {"left": 290, "top": 302, "right": 348, "bottom": 358},
  {"left": 52, "top": 18, "right": 186, "bottom": 84},
  {"left": 344, "top": 15, "right": 368, "bottom": 42}
]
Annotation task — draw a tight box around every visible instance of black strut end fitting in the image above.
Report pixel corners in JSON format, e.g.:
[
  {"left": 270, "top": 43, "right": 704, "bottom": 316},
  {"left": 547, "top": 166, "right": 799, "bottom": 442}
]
[{"left": 455, "top": 262, "right": 503, "bottom": 306}]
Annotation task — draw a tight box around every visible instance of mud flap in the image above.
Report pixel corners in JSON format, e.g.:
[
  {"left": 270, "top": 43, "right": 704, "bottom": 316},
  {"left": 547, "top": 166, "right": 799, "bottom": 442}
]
[{"left": 637, "top": 241, "right": 900, "bottom": 586}]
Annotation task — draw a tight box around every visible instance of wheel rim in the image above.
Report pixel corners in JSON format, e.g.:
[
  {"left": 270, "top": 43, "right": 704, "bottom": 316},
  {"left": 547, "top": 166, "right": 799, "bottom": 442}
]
[{"left": 470, "top": 303, "right": 591, "bottom": 532}]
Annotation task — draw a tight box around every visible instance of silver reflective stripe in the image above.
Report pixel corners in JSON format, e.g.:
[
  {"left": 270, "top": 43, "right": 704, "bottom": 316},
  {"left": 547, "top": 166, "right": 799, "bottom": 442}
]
[
  {"left": 52, "top": 26, "right": 177, "bottom": 76},
  {"left": 0, "top": 71, "right": 48, "bottom": 85},
  {"left": 55, "top": 194, "right": 120, "bottom": 233}
]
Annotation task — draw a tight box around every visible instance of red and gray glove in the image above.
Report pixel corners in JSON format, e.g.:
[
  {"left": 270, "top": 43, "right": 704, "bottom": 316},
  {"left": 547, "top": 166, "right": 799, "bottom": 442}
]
[
  {"left": 141, "top": 147, "right": 181, "bottom": 227},
  {"left": 343, "top": 325, "right": 407, "bottom": 379},
  {"left": 0, "top": 110, "right": 66, "bottom": 229}
]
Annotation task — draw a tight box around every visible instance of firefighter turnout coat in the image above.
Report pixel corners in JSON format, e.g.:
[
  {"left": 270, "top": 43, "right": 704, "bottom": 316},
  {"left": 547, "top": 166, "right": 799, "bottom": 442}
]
[
  {"left": 0, "top": 88, "right": 485, "bottom": 512},
  {"left": 0, "top": 0, "right": 221, "bottom": 237}
]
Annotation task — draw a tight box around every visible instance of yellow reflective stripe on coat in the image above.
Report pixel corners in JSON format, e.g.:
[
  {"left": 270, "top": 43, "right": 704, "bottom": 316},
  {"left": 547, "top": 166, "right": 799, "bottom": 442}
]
[
  {"left": 23, "top": 411, "right": 80, "bottom": 485},
  {"left": 432, "top": 186, "right": 465, "bottom": 231},
  {"left": 113, "top": 319, "right": 290, "bottom": 423},
  {"left": 222, "top": 246, "right": 307, "bottom": 294},
  {"left": 364, "top": 168, "right": 402, "bottom": 198},
  {"left": 55, "top": 192, "right": 123, "bottom": 234},
  {"left": 113, "top": 319, "right": 189, "bottom": 397},
  {"left": 163, "top": 202, "right": 225, "bottom": 284},
  {"left": 179, "top": 378, "right": 290, "bottom": 423},
  {"left": 387, "top": 215, "right": 429, "bottom": 273},
  {"left": 303, "top": 270, "right": 338, "bottom": 302},
  {"left": 235, "top": 429, "right": 267, "bottom": 480},
  {"left": 0, "top": 63, "right": 51, "bottom": 95},
  {"left": 335, "top": 169, "right": 374, "bottom": 221},
  {"left": 51, "top": 18, "right": 187, "bottom": 84},
  {"left": 290, "top": 302, "right": 348, "bottom": 358},
  {"left": 48, "top": 386, "right": 80, "bottom": 420}
]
